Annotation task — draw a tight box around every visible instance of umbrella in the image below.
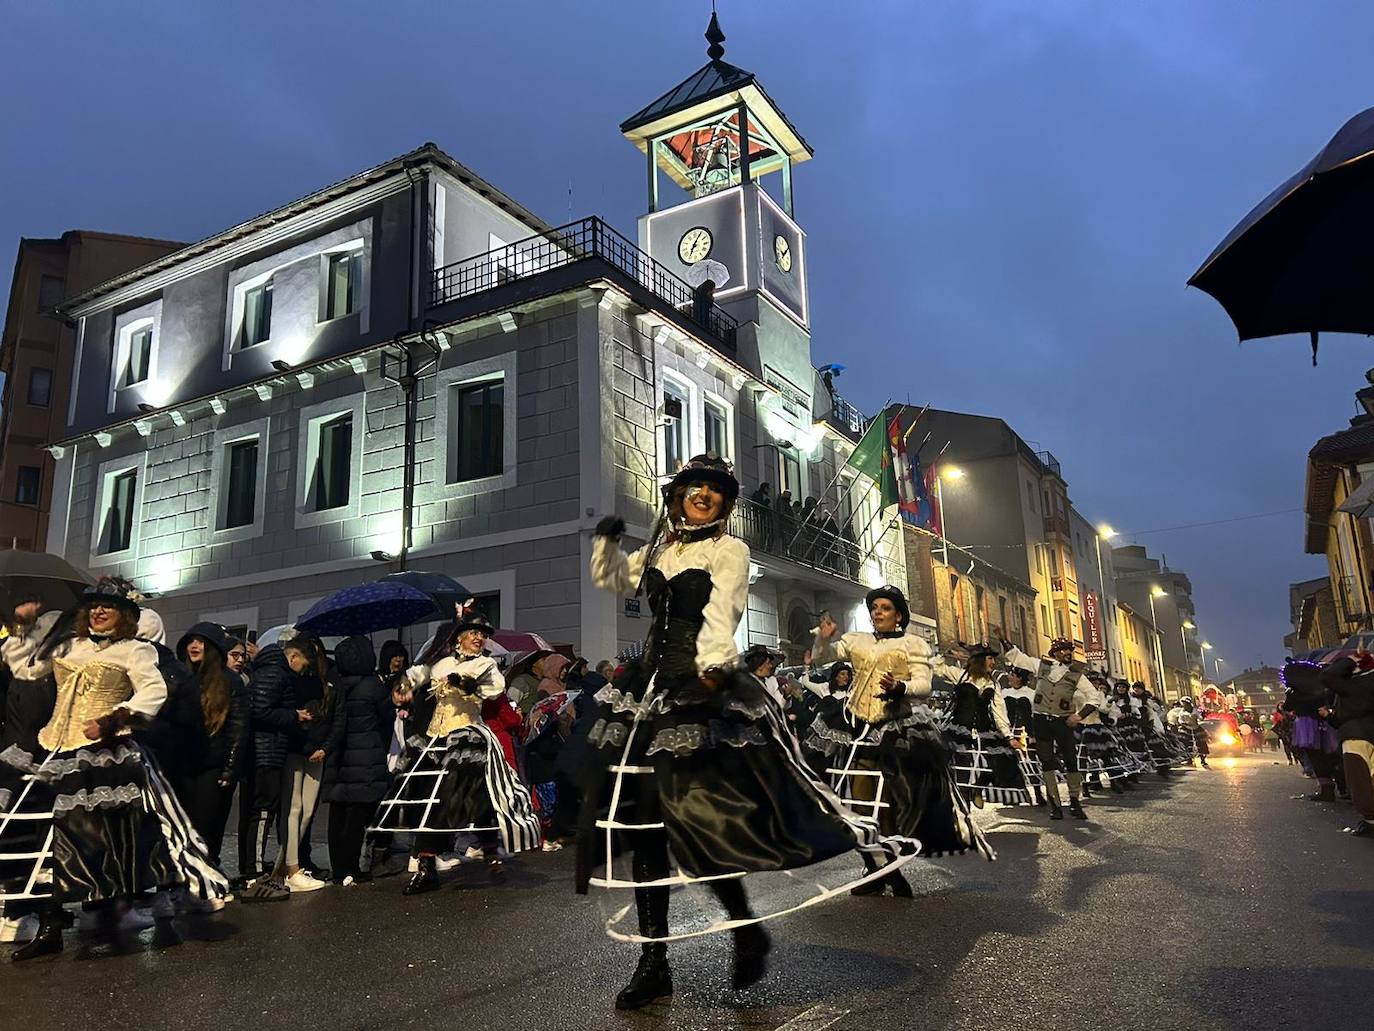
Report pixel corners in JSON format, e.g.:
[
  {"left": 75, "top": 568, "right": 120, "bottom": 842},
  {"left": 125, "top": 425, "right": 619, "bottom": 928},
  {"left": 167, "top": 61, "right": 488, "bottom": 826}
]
[
  {"left": 1189, "top": 106, "right": 1374, "bottom": 362},
  {"left": 0, "top": 551, "right": 95, "bottom": 613},
  {"left": 490, "top": 630, "right": 553, "bottom": 653},
  {"left": 296, "top": 581, "right": 440, "bottom": 638},
  {"left": 377, "top": 570, "right": 472, "bottom": 617}
]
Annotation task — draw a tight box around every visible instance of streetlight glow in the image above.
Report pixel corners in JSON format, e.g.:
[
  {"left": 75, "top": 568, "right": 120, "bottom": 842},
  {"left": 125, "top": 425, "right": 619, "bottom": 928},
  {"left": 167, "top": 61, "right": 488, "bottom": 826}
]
[
  {"left": 1151, "top": 586, "right": 1167, "bottom": 598},
  {"left": 1098, "top": 524, "right": 1117, "bottom": 539},
  {"left": 1182, "top": 620, "right": 1196, "bottom": 630},
  {"left": 944, "top": 466, "right": 965, "bottom": 479},
  {"left": 1201, "top": 641, "right": 1213, "bottom": 650}
]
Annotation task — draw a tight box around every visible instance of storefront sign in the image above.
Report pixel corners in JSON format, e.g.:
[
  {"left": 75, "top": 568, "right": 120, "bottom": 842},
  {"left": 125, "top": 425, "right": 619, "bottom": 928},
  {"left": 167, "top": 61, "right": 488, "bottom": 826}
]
[{"left": 1082, "top": 590, "right": 1106, "bottom": 661}]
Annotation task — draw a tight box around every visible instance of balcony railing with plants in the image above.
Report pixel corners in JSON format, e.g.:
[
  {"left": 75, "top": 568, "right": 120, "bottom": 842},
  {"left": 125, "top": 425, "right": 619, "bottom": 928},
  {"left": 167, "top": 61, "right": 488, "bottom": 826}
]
[{"left": 428, "top": 216, "right": 739, "bottom": 348}]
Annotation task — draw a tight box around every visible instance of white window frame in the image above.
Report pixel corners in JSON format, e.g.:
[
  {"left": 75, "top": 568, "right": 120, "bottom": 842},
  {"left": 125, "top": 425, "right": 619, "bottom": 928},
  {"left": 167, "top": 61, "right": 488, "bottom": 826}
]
[
  {"left": 294, "top": 394, "right": 366, "bottom": 529},
  {"left": 659, "top": 370, "right": 697, "bottom": 478},
  {"left": 316, "top": 239, "right": 366, "bottom": 324},
  {"left": 702, "top": 390, "right": 734, "bottom": 461},
  {"left": 90, "top": 452, "right": 147, "bottom": 566},
  {"left": 434, "top": 352, "right": 518, "bottom": 499},
  {"left": 223, "top": 218, "right": 373, "bottom": 371},
  {"left": 108, "top": 298, "right": 163, "bottom": 413},
  {"left": 207, "top": 416, "right": 270, "bottom": 543},
  {"left": 199, "top": 605, "right": 261, "bottom": 640}
]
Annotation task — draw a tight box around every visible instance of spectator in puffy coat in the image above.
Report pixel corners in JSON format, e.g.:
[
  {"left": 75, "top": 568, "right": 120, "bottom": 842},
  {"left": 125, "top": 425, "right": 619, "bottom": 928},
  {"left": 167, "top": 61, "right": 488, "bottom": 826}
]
[
  {"left": 242, "top": 639, "right": 313, "bottom": 886},
  {"left": 163, "top": 622, "right": 249, "bottom": 866},
  {"left": 322, "top": 636, "right": 394, "bottom": 884}
]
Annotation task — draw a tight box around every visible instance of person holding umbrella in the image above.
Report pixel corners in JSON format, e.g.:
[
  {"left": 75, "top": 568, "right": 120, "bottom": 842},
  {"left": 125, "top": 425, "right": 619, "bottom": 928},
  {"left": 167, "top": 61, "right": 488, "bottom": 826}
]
[{"left": 376, "top": 613, "right": 539, "bottom": 894}]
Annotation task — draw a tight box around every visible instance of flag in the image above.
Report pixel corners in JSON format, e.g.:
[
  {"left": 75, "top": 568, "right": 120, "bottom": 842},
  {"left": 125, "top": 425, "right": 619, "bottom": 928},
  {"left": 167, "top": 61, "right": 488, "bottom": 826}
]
[
  {"left": 846, "top": 413, "right": 900, "bottom": 511},
  {"left": 848, "top": 410, "right": 941, "bottom": 532}
]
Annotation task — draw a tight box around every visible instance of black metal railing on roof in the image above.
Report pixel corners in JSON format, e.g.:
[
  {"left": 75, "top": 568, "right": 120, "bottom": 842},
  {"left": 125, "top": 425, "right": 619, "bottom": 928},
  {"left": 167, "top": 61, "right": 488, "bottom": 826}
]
[
  {"left": 428, "top": 216, "right": 739, "bottom": 348},
  {"left": 1036, "top": 450, "right": 1062, "bottom": 477},
  {"left": 828, "top": 395, "right": 867, "bottom": 440}
]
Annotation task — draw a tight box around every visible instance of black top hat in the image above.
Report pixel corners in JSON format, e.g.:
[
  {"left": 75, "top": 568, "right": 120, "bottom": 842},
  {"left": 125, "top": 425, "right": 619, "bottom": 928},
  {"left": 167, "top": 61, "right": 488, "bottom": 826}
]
[
  {"left": 864, "top": 585, "right": 910, "bottom": 629},
  {"left": 176, "top": 621, "right": 234, "bottom": 663},
  {"left": 964, "top": 642, "right": 999, "bottom": 663},
  {"left": 742, "top": 643, "right": 784, "bottom": 669},
  {"left": 454, "top": 612, "right": 496, "bottom": 638},
  {"left": 81, "top": 577, "right": 141, "bottom": 618},
  {"left": 664, "top": 453, "right": 739, "bottom": 504}
]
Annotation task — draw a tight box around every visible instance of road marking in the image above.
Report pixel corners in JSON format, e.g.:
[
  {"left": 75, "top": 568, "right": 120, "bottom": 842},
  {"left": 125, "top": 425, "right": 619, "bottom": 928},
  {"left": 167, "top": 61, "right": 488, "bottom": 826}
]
[{"left": 773, "top": 1004, "right": 851, "bottom": 1031}]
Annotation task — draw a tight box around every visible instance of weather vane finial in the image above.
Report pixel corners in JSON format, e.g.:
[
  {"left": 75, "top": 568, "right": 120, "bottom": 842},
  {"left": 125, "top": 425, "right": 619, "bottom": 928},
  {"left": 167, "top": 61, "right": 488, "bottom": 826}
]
[{"left": 706, "top": 9, "right": 725, "bottom": 61}]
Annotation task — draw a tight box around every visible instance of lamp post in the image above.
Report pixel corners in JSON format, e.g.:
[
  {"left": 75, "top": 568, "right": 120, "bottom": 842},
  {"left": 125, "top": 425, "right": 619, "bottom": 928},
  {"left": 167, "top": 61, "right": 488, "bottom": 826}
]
[
  {"left": 934, "top": 465, "right": 963, "bottom": 567},
  {"left": 1094, "top": 525, "right": 1117, "bottom": 676},
  {"left": 1181, "top": 619, "right": 1198, "bottom": 692},
  {"left": 1148, "top": 586, "right": 1169, "bottom": 699}
]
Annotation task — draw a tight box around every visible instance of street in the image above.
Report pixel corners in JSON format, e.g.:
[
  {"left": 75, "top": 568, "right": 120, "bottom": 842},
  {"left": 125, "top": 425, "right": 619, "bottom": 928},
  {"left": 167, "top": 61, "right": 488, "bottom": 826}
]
[{"left": 2, "top": 756, "right": 1367, "bottom": 1031}]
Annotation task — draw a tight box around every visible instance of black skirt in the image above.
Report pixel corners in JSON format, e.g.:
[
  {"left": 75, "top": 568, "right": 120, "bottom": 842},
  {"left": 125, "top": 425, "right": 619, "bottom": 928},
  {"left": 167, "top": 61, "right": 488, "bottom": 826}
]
[{"left": 576, "top": 662, "right": 880, "bottom": 891}]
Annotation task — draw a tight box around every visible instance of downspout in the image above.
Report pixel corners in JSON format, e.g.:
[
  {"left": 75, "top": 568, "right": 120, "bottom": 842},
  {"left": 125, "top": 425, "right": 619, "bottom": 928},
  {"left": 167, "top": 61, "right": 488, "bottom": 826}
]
[{"left": 398, "top": 164, "right": 426, "bottom": 572}]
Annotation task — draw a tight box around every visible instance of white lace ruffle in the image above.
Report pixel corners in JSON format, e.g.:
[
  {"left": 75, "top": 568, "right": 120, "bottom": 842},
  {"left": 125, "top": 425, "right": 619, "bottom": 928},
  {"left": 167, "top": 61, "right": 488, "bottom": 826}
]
[
  {"left": 0, "top": 741, "right": 141, "bottom": 778},
  {"left": 587, "top": 718, "right": 630, "bottom": 749},
  {"left": 52, "top": 784, "right": 144, "bottom": 813},
  {"left": 645, "top": 721, "right": 766, "bottom": 758}
]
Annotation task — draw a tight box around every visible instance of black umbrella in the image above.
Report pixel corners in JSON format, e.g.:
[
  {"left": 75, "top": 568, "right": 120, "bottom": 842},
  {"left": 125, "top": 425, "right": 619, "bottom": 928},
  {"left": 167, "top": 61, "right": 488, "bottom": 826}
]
[
  {"left": 1189, "top": 106, "right": 1374, "bottom": 363},
  {"left": 0, "top": 551, "right": 95, "bottom": 614},
  {"left": 377, "top": 570, "right": 473, "bottom": 618},
  {"left": 296, "top": 581, "right": 440, "bottom": 638}
]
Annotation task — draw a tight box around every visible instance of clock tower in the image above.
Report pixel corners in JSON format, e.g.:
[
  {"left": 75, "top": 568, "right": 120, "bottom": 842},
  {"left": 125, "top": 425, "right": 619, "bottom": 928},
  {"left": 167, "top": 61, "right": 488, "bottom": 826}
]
[{"left": 623, "top": 13, "right": 815, "bottom": 403}]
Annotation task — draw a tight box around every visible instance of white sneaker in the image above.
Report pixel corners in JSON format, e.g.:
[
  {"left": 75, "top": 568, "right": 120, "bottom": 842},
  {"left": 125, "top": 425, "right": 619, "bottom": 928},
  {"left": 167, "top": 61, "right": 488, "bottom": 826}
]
[
  {"left": 184, "top": 895, "right": 227, "bottom": 913},
  {"left": 285, "top": 870, "right": 327, "bottom": 893},
  {"left": 463, "top": 846, "right": 483, "bottom": 860},
  {"left": 0, "top": 915, "right": 38, "bottom": 943},
  {"left": 541, "top": 840, "right": 563, "bottom": 852},
  {"left": 435, "top": 853, "right": 463, "bottom": 872}
]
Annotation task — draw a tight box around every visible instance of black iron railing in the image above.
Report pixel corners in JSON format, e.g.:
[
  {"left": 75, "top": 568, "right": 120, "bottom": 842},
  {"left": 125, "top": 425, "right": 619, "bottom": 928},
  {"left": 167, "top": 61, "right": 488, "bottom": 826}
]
[
  {"left": 730, "top": 496, "right": 864, "bottom": 581},
  {"left": 1036, "top": 450, "right": 1062, "bottom": 477},
  {"left": 827, "top": 395, "right": 866, "bottom": 441},
  {"left": 428, "top": 216, "right": 739, "bottom": 348}
]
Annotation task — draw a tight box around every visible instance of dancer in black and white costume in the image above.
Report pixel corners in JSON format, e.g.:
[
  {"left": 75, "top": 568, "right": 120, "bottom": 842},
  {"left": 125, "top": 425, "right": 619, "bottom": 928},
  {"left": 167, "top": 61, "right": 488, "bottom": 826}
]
[
  {"left": 933, "top": 644, "right": 1031, "bottom": 806},
  {"left": 580, "top": 454, "right": 909, "bottom": 1011},
  {"left": 996, "top": 631, "right": 1095, "bottom": 820},
  {"left": 809, "top": 584, "right": 994, "bottom": 897},
  {"left": 0, "top": 579, "right": 227, "bottom": 959},
  {"left": 1075, "top": 679, "right": 1130, "bottom": 795},
  {"left": 371, "top": 613, "right": 539, "bottom": 894}
]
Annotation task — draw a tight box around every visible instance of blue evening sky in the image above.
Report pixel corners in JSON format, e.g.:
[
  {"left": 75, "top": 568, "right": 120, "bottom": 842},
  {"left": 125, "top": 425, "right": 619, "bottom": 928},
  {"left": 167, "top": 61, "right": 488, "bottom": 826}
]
[{"left": 4, "top": 1, "right": 1372, "bottom": 673}]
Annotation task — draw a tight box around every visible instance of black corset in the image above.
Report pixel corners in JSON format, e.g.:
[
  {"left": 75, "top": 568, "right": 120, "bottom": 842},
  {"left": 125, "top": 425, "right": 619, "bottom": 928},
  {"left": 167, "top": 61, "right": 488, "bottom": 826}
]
[
  {"left": 950, "top": 681, "right": 980, "bottom": 727},
  {"left": 642, "top": 567, "right": 714, "bottom": 679}
]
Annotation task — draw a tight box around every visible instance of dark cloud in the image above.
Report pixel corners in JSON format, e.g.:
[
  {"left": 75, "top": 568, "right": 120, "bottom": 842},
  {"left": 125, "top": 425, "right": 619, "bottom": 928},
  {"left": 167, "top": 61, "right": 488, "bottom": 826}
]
[{"left": 3, "top": 1, "right": 1368, "bottom": 670}]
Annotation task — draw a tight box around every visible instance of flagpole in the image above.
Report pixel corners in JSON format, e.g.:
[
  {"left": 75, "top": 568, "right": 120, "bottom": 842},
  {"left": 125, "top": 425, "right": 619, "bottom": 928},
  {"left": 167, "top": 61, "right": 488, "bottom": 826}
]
[{"left": 783, "top": 397, "right": 892, "bottom": 554}]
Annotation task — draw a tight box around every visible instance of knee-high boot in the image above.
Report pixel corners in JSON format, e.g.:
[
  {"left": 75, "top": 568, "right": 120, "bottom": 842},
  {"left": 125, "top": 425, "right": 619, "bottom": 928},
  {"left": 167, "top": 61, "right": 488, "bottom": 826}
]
[
  {"left": 615, "top": 885, "right": 673, "bottom": 1010},
  {"left": 709, "top": 879, "right": 771, "bottom": 989}
]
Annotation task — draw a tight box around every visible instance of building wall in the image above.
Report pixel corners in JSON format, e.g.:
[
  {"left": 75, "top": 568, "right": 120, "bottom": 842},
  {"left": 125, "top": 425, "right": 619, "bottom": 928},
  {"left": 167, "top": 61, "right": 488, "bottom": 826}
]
[{"left": 0, "top": 232, "right": 181, "bottom": 549}]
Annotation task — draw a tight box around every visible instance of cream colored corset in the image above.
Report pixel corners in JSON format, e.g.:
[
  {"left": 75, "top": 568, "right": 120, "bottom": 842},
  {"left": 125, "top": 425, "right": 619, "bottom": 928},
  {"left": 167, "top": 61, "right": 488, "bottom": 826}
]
[
  {"left": 845, "top": 636, "right": 911, "bottom": 724},
  {"left": 39, "top": 656, "right": 134, "bottom": 752},
  {"left": 425, "top": 656, "right": 490, "bottom": 737}
]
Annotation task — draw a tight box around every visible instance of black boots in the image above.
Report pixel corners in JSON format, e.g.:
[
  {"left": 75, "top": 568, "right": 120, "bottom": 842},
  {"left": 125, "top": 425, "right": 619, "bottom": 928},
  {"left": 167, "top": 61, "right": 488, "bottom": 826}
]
[
  {"left": 853, "top": 855, "right": 910, "bottom": 897},
  {"left": 731, "top": 924, "right": 771, "bottom": 990},
  {"left": 616, "top": 944, "right": 673, "bottom": 1010},
  {"left": 1067, "top": 798, "right": 1088, "bottom": 820},
  {"left": 1048, "top": 801, "right": 1065, "bottom": 820},
  {"left": 11, "top": 910, "right": 62, "bottom": 962},
  {"left": 403, "top": 855, "right": 441, "bottom": 895},
  {"left": 1109, "top": 779, "right": 1125, "bottom": 795},
  {"left": 1309, "top": 784, "right": 1336, "bottom": 803}
]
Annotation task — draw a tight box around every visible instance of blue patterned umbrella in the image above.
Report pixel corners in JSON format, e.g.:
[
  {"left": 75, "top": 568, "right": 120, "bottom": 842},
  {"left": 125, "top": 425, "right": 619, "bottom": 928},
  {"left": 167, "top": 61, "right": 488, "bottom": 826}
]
[
  {"left": 295, "top": 581, "right": 440, "bottom": 637},
  {"left": 377, "top": 570, "right": 472, "bottom": 618}
]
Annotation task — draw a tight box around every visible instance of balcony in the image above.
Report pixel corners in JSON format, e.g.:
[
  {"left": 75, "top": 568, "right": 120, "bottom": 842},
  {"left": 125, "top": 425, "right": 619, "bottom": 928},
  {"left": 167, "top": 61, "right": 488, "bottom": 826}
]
[
  {"left": 731, "top": 496, "right": 864, "bottom": 582},
  {"left": 428, "top": 216, "right": 739, "bottom": 350},
  {"left": 826, "top": 394, "right": 867, "bottom": 442},
  {"left": 1036, "top": 450, "right": 1062, "bottom": 478}
]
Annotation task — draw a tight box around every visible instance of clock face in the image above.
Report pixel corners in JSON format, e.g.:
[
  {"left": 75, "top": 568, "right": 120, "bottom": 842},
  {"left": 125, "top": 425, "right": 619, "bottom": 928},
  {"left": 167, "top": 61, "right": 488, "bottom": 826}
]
[
  {"left": 678, "top": 226, "right": 713, "bottom": 265},
  {"left": 773, "top": 234, "right": 793, "bottom": 273}
]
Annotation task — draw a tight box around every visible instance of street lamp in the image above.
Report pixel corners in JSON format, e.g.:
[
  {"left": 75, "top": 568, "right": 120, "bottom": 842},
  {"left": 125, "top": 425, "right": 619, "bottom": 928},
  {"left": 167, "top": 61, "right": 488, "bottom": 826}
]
[
  {"left": 935, "top": 465, "right": 963, "bottom": 567},
  {"left": 1093, "top": 525, "right": 1117, "bottom": 676},
  {"left": 1148, "top": 586, "right": 1169, "bottom": 698}
]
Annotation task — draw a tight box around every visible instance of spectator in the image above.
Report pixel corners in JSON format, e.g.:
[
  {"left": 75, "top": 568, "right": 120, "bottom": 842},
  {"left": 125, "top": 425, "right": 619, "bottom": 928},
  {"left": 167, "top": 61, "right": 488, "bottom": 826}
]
[
  {"left": 284, "top": 633, "right": 335, "bottom": 885},
  {"left": 167, "top": 623, "right": 249, "bottom": 876},
  {"left": 595, "top": 659, "right": 616, "bottom": 682},
  {"left": 321, "top": 636, "right": 395, "bottom": 884},
  {"left": 524, "top": 654, "right": 573, "bottom": 847},
  {"left": 1320, "top": 653, "right": 1374, "bottom": 836}
]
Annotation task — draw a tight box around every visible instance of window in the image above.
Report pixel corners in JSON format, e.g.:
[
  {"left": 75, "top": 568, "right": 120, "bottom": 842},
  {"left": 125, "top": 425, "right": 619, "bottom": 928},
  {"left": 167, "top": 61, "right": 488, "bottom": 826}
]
[
  {"left": 779, "top": 447, "right": 801, "bottom": 499},
  {"left": 1040, "top": 604, "right": 1049, "bottom": 638},
  {"left": 310, "top": 414, "right": 353, "bottom": 511},
  {"left": 121, "top": 325, "right": 153, "bottom": 387},
  {"left": 38, "top": 275, "right": 64, "bottom": 308},
  {"left": 324, "top": 250, "right": 360, "bottom": 320},
  {"left": 100, "top": 469, "right": 137, "bottom": 554},
  {"left": 222, "top": 439, "right": 260, "bottom": 529},
  {"left": 26, "top": 367, "right": 52, "bottom": 407},
  {"left": 1055, "top": 608, "right": 1066, "bottom": 638},
  {"left": 451, "top": 379, "right": 504, "bottom": 483},
  {"left": 243, "top": 279, "right": 273, "bottom": 347},
  {"left": 469, "top": 592, "right": 501, "bottom": 627},
  {"left": 15, "top": 466, "right": 41, "bottom": 506},
  {"left": 661, "top": 381, "right": 689, "bottom": 474},
  {"left": 704, "top": 399, "right": 729, "bottom": 459},
  {"left": 1026, "top": 481, "right": 1037, "bottom": 513}
]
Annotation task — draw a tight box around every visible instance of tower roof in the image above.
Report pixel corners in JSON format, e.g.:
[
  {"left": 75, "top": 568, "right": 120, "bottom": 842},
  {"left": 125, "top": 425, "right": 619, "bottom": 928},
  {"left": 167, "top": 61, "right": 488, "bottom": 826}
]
[{"left": 620, "top": 13, "right": 812, "bottom": 172}]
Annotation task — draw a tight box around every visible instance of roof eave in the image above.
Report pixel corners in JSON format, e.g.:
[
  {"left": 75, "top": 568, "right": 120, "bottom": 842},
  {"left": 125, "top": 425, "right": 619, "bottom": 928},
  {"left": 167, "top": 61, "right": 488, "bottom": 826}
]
[{"left": 621, "top": 81, "right": 813, "bottom": 164}]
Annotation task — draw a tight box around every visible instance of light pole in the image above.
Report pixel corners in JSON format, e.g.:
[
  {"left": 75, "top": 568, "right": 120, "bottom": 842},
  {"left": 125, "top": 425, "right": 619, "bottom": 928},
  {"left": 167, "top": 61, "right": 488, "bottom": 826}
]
[
  {"left": 935, "top": 465, "right": 963, "bottom": 567},
  {"left": 1094, "top": 525, "right": 1117, "bottom": 676},
  {"left": 1148, "top": 586, "right": 1170, "bottom": 699}
]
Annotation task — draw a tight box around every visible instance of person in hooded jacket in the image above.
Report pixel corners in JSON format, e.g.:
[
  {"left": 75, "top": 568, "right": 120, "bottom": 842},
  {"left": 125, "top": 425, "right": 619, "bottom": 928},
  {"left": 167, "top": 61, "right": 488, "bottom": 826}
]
[
  {"left": 241, "top": 635, "right": 316, "bottom": 899},
  {"left": 321, "top": 636, "right": 395, "bottom": 883},
  {"left": 164, "top": 623, "right": 249, "bottom": 868},
  {"left": 1319, "top": 653, "right": 1374, "bottom": 835}
]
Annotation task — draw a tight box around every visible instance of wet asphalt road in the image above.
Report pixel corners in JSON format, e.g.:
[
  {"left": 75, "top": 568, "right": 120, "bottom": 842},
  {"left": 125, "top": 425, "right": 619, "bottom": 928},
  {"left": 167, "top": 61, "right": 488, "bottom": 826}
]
[{"left": 3, "top": 754, "right": 1372, "bottom": 1031}]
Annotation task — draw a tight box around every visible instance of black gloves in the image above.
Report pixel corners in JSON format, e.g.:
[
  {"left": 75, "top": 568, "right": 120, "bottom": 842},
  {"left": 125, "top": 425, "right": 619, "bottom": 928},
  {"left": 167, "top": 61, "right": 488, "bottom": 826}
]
[
  {"left": 447, "top": 673, "right": 480, "bottom": 696},
  {"left": 595, "top": 515, "right": 626, "bottom": 540},
  {"left": 878, "top": 681, "right": 907, "bottom": 703}
]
